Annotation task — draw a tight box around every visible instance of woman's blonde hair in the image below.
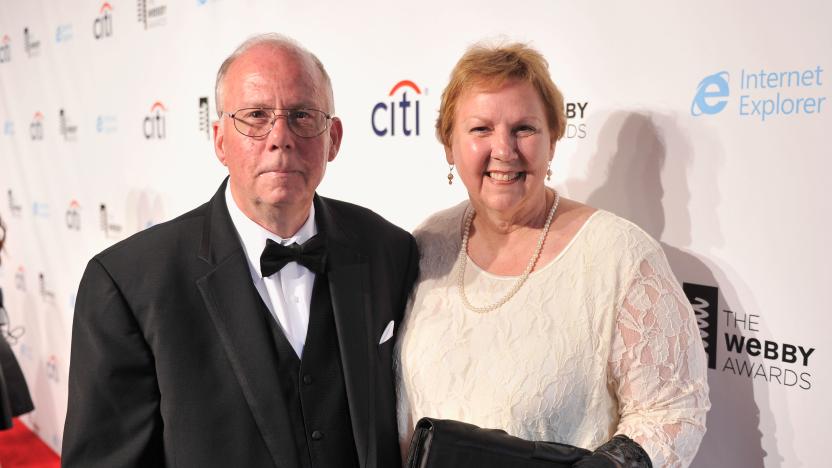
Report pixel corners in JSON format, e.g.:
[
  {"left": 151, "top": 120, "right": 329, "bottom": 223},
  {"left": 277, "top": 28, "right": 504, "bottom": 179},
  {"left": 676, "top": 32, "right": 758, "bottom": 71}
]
[{"left": 436, "top": 42, "right": 566, "bottom": 146}]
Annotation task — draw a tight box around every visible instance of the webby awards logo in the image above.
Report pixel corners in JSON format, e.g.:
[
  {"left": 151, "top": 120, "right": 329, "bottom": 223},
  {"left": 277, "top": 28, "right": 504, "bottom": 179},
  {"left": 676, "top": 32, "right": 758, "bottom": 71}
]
[
  {"left": 684, "top": 282, "right": 816, "bottom": 390},
  {"left": 691, "top": 66, "right": 826, "bottom": 121}
]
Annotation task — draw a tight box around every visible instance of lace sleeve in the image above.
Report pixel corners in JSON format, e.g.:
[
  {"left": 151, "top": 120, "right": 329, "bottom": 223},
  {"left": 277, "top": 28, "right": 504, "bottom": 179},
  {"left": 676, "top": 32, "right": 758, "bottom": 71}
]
[{"left": 609, "top": 246, "right": 710, "bottom": 468}]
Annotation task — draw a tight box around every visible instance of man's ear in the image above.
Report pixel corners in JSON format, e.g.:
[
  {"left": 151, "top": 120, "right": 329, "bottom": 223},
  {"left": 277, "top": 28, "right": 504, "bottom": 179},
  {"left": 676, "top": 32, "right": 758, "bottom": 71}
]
[
  {"left": 327, "top": 117, "right": 343, "bottom": 162},
  {"left": 213, "top": 119, "right": 227, "bottom": 166}
]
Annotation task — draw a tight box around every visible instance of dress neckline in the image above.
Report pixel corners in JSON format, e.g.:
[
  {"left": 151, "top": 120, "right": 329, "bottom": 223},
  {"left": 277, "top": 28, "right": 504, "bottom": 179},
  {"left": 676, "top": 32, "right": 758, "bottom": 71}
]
[{"left": 462, "top": 208, "right": 604, "bottom": 280}]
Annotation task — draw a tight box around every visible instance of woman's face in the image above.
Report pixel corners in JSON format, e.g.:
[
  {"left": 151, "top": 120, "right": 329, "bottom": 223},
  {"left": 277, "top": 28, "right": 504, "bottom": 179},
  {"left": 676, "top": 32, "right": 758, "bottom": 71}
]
[{"left": 447, "top": 79, "right": 554, "bottom": 217}]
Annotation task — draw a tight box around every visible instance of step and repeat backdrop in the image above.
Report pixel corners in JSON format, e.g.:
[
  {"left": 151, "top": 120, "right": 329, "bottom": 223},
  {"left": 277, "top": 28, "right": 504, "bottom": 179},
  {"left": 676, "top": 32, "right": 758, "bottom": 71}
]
[{"left": 0, "top": 1, "right": 828, "bottom": 466}]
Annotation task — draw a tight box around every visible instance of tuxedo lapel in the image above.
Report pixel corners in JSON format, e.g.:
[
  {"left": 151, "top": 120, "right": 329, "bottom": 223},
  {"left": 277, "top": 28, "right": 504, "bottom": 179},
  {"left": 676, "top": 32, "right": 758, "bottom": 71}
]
[
  {"left": 195, "top": 181, "right": 298, "bottom": 468},
  {"left": 315, "top": 196, "right": 375, "bottom": 468}
]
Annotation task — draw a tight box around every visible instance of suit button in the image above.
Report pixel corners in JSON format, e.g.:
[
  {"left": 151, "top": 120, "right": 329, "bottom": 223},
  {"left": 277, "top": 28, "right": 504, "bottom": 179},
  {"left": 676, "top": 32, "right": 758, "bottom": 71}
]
[
  {"left": 303, "top": 374, "right": 313, "bottom": 385},
  {"left": 311, "top": 430, "right": 324, "bottom": 441}
]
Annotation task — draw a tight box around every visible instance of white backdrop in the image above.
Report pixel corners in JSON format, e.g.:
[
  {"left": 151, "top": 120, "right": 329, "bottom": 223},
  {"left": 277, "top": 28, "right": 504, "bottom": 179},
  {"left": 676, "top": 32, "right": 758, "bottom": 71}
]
[{"left": 1, "top": 1, "right": 829, "bottom": 466}]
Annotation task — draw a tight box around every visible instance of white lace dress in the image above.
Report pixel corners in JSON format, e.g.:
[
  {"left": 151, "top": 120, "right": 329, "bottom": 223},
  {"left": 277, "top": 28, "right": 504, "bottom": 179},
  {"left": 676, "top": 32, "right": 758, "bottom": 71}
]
[{"left": 395, "top": 202, "right": 709, "bottom": 467}]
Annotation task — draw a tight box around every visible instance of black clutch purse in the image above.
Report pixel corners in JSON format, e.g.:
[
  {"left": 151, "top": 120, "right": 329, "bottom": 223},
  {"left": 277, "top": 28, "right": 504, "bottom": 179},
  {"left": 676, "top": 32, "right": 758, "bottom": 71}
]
[{"left": 405, "top": 417, "right": 591, "bottom": 468}]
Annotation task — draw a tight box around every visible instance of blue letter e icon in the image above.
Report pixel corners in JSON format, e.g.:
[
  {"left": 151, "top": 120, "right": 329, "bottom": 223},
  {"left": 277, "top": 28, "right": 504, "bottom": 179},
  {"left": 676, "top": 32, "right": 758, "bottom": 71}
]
[{"left": 691, "top": 71, "right": 729, "bottom": 116}]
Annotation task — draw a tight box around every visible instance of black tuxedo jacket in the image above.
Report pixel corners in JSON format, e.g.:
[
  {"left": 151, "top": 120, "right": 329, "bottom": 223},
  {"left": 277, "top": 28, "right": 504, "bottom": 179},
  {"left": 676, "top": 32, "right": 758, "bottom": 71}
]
[{"left": 62, "top": 181, "right": 418, "bottom": 468}]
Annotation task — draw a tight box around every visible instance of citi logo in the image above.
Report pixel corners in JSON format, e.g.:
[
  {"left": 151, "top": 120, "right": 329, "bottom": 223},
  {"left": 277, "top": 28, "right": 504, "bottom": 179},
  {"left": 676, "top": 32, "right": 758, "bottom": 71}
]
[
  {"left": 23, "top": 27, "right": 41, "bottom": 57},
  {"left": 372, "top": 80, "right": 422, "bottom": 137},
  {"left": 30, "top": 111, "right": 44, "bottom": 140},
  {"left": 691, "top": 71, "right": 729, "bottom": 116},
  {"left": 46, "top": 355, "right": 59, "bottom": 382},
  {"left": 38, "top": 273, "right": 55, "bottom": 302},
  {"left": 14, "top": 266, "right": 26, "bottom": 291},
  {"left": 93, "top": 3, "right": 114, "bottom": 39},
  {"left": 7, "top": 190, "right": 22, "bottom": 217},
  {"left": 199, "top": 97, "right": 210, "bottom": 139},
  {"left": 66, "top": 200, "right": 81, "bottom": 231},
  {"left": 100, "top": 203, "right": 123, "bottom": 238},
  {"left": 143, "top": 101, "right": 167, "bottom": 139},
  {"left": 59, "top": 109, "right": 79, "bottom": 141},
  {"left": 55, "top": 24, "right": 74, "bottom": 43},
  {"left": 137, "top": 0, "right": 168, "bottom": 30},
  {"left": 3, "top": 120, "right": 13, "bottom": 136},
  {"left": 683, "top": 282, "right": 719, "bottom": 369},
  {"left": 0, "top": 35, "right": 11, "bottom": 63}
]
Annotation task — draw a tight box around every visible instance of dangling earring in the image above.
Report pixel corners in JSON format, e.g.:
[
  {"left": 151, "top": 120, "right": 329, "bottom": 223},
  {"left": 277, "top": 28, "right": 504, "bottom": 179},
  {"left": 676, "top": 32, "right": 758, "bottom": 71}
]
[
  {"left": 447, "top": 164, "right": 455, "bottom": 185},
  {"left": 546, "top": 162, "right": 552, "bottom": 181}
]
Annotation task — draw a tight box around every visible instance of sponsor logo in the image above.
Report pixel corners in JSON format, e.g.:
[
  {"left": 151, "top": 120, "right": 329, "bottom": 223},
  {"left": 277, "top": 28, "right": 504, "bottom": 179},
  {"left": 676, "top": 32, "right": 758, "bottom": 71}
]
[
  {"left": 691, "top": 71, "right": 729, "bottom": 116},
  {"left": 23, "top": 27, "right": 41, "bottom": 57},
  {"left": 59, "top": 109, "right": 79, "bottom": 141},
  {"left": 46, "top": 355, "right": 59, "bottom": 382},
  {"left": 0, "top": 34, "right": 11, "bottom": 63},
  {"left": 32, "top": 201, "right": 50, "bottom": 218},
  {"left": 127, "top": 188, "right": 166, "bottom": 231},
  {"left": 99, "top": 203, "right": 123, "bottom": 238},
  {"left": 143, "top": 101, "right": 167, "bottom": 139},
  {"left": 684, "top": 282, "right": 815, "bottom": 390},
  {"left": 14, "top": 266, "right": 26, "bottom": 291},
  {"left": 691, "top": 66, "right": 827, "bottom": 121},
  {"left": 7, "top": 190, "right": 22, "bottom": 217},
  {"left": 38, "top": 272, "right": 55, "bottom": 302},
  {"left": 19, "top": 342, "right": 33, "bottom": 361},
  {"left": 198, "top": 97, "right": 210, "bottom": 139},
  {"left": 93, "top": 3, "right": 114, "bottom": 39},
  {"left": 3, "top": 120, "right": 12, "bottom": 135},
  {"left": 30, "top": 112, "right": 44, "bottom": 141},
  {"left": 372, "top": 80, "right": 423, "bottom": 137},
  {"left": 66, "top": 200, "right": 81, "bottom": 230},
  {"left": 96, "top": 114, "right": 118, "bottom": 133},
  {"left": 137, "top": 0, "right": 168, "bottom": 30},
  {"left": 683, "top": 283, "right": 719, "bottom": 369},
  {"left": 564, "top": 101, "right": 589, "bottom": 139},
  {"left": 55, "top": 24, "right": 74, "bottom": 43}
]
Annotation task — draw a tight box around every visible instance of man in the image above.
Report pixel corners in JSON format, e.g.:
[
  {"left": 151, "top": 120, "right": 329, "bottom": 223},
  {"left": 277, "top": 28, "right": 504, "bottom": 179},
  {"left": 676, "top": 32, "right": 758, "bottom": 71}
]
[{"left": 62, "top": 34, "right": 418, "bottom": 468}]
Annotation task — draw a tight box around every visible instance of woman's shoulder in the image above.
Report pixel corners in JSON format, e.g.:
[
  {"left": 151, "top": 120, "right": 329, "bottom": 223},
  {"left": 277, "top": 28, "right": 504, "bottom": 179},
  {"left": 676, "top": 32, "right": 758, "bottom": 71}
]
[{"left": 574, "top": 205, "right": 664, "bottom": 263}]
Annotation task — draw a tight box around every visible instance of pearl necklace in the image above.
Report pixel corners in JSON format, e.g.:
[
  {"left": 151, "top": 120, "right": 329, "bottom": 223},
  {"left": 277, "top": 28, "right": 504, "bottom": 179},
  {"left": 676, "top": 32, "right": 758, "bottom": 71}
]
[{"left": 457, "top": 190, "right": 560, "bottom": 313}]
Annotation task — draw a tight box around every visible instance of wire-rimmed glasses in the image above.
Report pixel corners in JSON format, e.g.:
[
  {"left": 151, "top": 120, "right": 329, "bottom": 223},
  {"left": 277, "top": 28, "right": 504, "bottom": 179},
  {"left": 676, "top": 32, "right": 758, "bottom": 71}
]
[{"left": 222, "top": 108, "right": 333, "bottom": 138}]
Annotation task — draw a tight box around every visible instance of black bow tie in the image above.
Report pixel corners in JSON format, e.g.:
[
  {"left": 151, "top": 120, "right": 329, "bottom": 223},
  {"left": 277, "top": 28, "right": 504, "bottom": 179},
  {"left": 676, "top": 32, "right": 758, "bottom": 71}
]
[{"left": 260, "top": 234, "right": 327, "bottom": 277}]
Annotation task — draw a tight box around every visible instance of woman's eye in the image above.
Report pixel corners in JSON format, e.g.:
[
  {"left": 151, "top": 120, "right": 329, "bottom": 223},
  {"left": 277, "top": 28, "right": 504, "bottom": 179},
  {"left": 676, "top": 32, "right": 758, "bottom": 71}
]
[
  {"left": 515, "top": 125, "right": 537, "bottom": 136},
  {"left": 470, "top": 126, "right": 489, "bottom": 134}
]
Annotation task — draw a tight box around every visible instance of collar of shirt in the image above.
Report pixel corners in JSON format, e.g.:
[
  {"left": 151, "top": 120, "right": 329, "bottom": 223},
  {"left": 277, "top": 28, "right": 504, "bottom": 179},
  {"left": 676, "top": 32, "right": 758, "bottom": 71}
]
[{"left": 224, "top": 182, "right": 318, "bottom": 280}]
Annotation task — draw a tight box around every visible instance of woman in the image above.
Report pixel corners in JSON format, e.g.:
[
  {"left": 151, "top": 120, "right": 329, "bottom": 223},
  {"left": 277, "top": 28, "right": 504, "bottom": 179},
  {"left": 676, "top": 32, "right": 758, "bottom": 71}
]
[
  {"left": 0, "top": 214, "right": 35, "bottom": 430},
  {"left": 396, "top": 43, "right": 709, "bottom": 467}
]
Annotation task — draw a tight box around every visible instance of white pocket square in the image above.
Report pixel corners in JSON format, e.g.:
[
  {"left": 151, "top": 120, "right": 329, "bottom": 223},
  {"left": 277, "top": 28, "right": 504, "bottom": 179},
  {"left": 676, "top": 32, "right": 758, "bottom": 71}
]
[{"left": 378, "top": 320, "right": 395, "bottom": 345}]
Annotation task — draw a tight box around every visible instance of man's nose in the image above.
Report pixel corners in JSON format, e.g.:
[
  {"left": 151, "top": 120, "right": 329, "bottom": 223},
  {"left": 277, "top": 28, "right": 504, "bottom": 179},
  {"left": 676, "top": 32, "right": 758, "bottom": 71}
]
[{"left": 267, "top": 114, "right": 293, "bottom": 149}]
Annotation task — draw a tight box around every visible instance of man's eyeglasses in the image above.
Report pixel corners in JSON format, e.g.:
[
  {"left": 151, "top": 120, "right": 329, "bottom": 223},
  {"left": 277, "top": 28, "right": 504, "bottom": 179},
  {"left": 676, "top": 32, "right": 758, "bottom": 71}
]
[{"left": 222, "top": 108, "right": 333, "bottom": 138}]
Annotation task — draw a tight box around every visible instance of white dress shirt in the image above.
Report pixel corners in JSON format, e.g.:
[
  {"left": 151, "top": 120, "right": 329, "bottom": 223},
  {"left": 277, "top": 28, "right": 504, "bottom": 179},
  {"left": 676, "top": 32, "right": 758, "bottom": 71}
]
[{"left": 225, "top": 183, "right": 317, "bottom": 358}]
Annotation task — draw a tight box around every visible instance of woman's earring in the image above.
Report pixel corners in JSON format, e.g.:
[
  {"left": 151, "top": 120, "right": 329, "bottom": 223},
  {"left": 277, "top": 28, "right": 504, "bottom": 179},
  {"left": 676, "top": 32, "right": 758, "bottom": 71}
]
[
  {"left": 447, "top": 164, "right": 455, "bottom": 185},
  {"left": 546, "top": 162, "right": 552, "bottom": 181}
]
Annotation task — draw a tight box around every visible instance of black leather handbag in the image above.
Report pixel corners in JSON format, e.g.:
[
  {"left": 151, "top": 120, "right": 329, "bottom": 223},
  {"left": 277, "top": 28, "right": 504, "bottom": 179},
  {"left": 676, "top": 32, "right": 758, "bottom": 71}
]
[{"left": 405, "top": 418, "right": 591, "bottom": 468}]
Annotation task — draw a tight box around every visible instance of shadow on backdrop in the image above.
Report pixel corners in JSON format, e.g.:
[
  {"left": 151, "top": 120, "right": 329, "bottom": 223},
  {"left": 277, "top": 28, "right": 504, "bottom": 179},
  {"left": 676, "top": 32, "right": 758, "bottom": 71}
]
[{"left": 563, "top": 111, "right": 776, "bottom": 467}]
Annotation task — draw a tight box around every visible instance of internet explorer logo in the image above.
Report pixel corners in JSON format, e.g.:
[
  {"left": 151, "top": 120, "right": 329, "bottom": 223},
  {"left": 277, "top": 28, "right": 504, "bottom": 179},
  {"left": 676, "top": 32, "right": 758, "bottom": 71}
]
[{"left": 691, "top": 71, "right": 729, "bottom": 116}]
